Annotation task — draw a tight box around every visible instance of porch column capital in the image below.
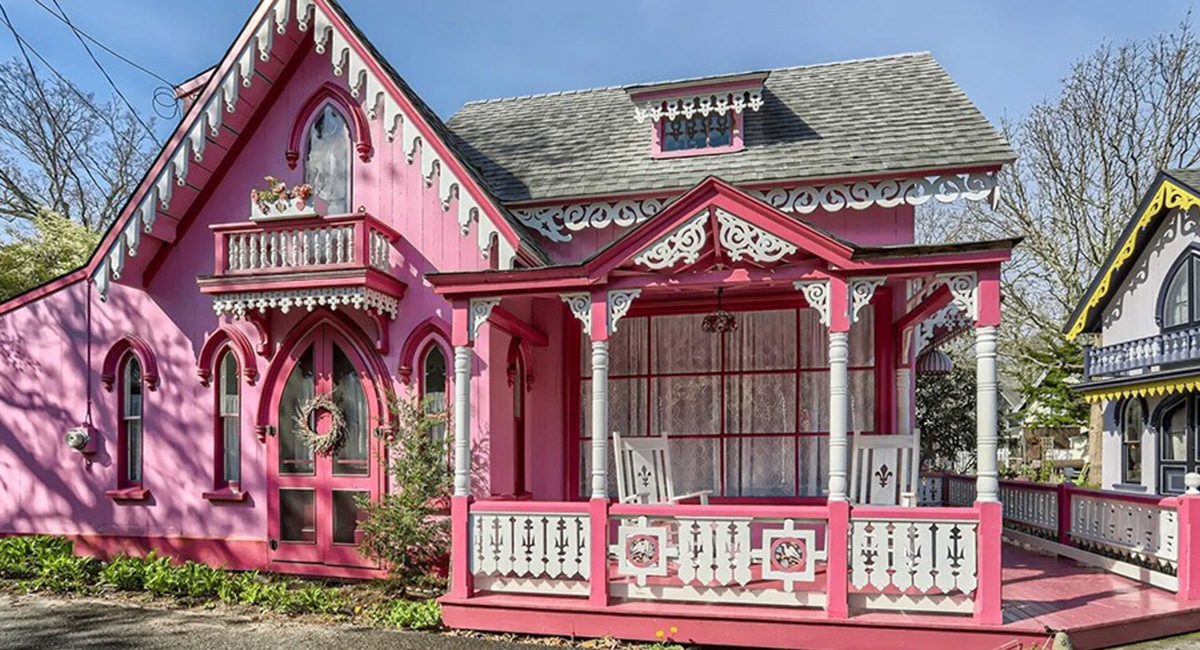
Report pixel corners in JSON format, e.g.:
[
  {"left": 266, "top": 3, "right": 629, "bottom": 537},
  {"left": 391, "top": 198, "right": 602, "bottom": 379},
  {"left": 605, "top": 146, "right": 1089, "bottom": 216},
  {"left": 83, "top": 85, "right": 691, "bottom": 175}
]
[
  {"left": 935, "top": 271, "right": 978, "bottom": 322},
  {"left": 795, "top": 276, "right": 851, "bottom": 332},
  {"left": 562, "top": 290, "right": 643, "bottom": 340}
]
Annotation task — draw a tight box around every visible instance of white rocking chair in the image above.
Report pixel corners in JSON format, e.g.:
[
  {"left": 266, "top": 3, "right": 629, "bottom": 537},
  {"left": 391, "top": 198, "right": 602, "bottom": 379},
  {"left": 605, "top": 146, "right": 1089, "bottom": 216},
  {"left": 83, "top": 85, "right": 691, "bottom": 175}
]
[
  {"left": 613, "top": 431, "right": 711, "bottom": 505},
  {"left": 849, "top": 430, "right": 921, "bottom": 506}
]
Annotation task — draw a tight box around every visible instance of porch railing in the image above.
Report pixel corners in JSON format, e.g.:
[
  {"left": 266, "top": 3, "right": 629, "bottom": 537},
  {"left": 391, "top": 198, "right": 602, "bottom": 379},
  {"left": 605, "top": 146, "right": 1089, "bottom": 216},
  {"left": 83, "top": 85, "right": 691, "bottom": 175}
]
[
  {"left": 1084, "top": 324, "right": 1200, "bottom": 380},
  {"left": 927, "top": 474, "right": 1183, "bottom": 591},
  {"left": 459, "top": 497, "right": 1002, "bottom": 620},
  {"left": 210, "top": 212, "right": 399, "bottom": 276}
]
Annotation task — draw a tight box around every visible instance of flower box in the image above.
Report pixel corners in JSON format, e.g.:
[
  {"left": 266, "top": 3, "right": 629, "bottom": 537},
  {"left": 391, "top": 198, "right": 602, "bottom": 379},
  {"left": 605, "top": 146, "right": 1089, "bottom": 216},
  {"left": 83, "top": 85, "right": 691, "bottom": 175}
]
[{"left": 249, "top": 175, "right": 321, "bottom": 221}]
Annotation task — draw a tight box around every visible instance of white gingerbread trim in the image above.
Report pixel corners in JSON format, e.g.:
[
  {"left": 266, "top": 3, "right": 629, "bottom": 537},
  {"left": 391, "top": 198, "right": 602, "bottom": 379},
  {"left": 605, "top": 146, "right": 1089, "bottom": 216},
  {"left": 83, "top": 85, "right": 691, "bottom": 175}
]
[
  {"left": 509, "top": 172, "right": 999, "bottom": 244},
  {"left": 632, "top": 213, "right": 708, "bottom": 270},
  {"left": 607, "top": 289, "right": 641, "bottom": 334},
  {"left": 850, "top": 277, "right": 886, "bottom": 323},
  {"left": 632, "top": 89, "right": 764, "bottom": 123},
  {"left": 795, "top": 280, "right": 831, "bottom": 327},
  {"left": 211, "top": 286, "right": 398, "bottom": 319},
  {"left": 936, "top": 272, "right": 978, "bottom": 321},
  {"left": 715, "top": 209, "right": 798, "bottom": 263},
  {"left": 94, "top": 0, "right": 516, "bottom": 300},
  {"left": 561, "top": 293, "right": 592, "bottom": 334},
  {"left": 468, "top": 297, "right": 500, "bottom": 341}
]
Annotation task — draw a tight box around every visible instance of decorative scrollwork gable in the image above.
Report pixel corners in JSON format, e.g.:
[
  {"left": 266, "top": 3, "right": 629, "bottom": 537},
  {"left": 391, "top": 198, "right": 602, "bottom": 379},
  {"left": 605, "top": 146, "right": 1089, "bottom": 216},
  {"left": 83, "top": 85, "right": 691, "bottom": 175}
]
[
  {"left": 632, "top": 213, "right": 708, "bottom": 270},
  {"left": 715, "top": 209, "right": 797, "bottom": 264}
]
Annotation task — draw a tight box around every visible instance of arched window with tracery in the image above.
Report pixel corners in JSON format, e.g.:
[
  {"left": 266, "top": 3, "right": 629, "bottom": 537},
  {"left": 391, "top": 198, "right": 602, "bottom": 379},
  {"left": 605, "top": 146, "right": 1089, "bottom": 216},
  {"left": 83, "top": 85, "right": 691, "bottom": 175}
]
[
  {"left": 1158, "top": 246, "right": 1200, "bottom": 330},
  {"left": 304, "top": 104, "right": 351, "bottom": 215}
]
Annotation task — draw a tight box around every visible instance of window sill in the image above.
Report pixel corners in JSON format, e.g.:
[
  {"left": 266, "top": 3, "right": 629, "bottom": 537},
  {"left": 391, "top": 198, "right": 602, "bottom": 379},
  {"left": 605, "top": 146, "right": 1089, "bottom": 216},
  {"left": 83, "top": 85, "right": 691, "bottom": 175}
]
[
  {"left": 105, "top": 487, "right": 150, "bottom": 502},
  {"left": 202, "top": 487, "right": 249, "bottom": 503}
]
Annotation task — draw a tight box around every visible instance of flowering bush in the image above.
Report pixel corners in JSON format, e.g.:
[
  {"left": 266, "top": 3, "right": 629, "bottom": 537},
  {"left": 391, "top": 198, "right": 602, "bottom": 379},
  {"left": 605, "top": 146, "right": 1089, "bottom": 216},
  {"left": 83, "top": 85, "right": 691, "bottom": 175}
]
[{"left": 250, "top": 175, "right": 314, "bottom": 215}]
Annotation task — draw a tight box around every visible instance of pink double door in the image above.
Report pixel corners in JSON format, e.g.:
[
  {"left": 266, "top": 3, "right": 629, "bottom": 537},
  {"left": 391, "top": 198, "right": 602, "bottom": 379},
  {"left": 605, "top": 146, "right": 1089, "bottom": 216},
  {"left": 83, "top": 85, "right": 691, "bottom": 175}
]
[{"left": 266, "top": 324, "right": 381, "bottom": 569}]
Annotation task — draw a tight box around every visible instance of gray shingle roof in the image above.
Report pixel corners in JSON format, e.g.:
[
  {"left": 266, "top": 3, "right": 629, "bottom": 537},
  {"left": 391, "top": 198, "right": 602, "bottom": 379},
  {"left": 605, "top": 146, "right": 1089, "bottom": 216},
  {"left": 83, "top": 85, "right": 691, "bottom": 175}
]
[
  {"left": 446, "top": 53, "right": 1015, "bottom": 203},
  {"left": 1168, "top": 168, "right": 1200, "bottom": 191}
]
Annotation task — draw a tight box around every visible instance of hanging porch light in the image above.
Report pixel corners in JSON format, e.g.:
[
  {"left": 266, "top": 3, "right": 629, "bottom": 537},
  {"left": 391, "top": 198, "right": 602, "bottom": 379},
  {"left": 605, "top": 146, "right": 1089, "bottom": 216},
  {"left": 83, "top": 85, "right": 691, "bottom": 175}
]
[
  {"left": 702, "top": 288, "right": 738, "bottom": 334},
  {"left": 915, "top": 348, "right": 954, "bottom": 375}
]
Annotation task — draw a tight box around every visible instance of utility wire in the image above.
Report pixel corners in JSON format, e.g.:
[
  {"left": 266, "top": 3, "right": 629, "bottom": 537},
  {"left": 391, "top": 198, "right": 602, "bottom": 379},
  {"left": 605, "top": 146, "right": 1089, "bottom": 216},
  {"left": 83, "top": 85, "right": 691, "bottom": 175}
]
[
  {"left": 32, "top": 0, "right": 172, "bottom": 86},
  {"left": 0, "top": 0, "right": 108, "bottom": 202},
  {"left": 46, "top": 0, "right": 157, "bottom": 142}
]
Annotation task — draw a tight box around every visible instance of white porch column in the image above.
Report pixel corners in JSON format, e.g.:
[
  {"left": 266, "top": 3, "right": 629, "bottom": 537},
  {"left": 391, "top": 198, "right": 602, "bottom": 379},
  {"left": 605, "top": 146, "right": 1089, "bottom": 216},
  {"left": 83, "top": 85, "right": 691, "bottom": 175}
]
[
  {"left": 452, "top": 345, "right": 472, "bottom": 497},
  {"left": 896, "top": 368, "right": 912, "bottom": 436},
  {"left": 975, "top": 325, "right": 1000, "bottom": 503},
  {"left": 590, "top": 340, "right": 610, "bottom": 499},
  {"left": 828, "top": 330, "right": 850, "bottom": 501}
]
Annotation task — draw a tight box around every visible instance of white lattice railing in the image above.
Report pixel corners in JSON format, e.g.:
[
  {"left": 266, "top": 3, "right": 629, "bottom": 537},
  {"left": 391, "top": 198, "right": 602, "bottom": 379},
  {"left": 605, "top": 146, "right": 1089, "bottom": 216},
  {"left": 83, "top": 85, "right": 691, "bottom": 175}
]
[
  {"left": 213, "top": 213, "right": 397, "bottom": 275},
  {"left": 1069, "top": 492, "right": 1178, "bottom": 573},
  {"left": 848, "top": 508, "right": 980, "bottom": 614},
  {"left": 999, "top": 482, "right": 1058, "bottom": 538},
  {"left": 470, "top": 505, "right": 591, "bottom": 596},
  {"left": 607, "top": 503, "right": 830, "bottom": 608}
]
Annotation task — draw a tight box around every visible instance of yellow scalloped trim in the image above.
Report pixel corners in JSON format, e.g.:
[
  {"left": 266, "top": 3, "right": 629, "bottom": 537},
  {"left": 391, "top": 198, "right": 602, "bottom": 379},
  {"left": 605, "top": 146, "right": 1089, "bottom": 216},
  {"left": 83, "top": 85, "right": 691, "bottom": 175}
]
[
  {"left": 1083, "top": 375, "right": 1200, "bottom": 403},
  {"left": 1066, "top": 180, "right": 1200, "bottom": 341}
]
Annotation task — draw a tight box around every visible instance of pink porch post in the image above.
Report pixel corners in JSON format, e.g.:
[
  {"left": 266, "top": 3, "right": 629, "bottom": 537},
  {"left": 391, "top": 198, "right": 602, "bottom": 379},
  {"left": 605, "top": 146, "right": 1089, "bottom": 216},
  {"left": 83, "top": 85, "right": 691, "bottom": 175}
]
[
  {"left": 1177, "top": 475, "right": 1200, "bottom": 602},
  {"left": 973, "top": 266, "right": 1003, "bottom": 624},
  {"left": 826, "top": 499, "right": 850, "bottom": 619}
]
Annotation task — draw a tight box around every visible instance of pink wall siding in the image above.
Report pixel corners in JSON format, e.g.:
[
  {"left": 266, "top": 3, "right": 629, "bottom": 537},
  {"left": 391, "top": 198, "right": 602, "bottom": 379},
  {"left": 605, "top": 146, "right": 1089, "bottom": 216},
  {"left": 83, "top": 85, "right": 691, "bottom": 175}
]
[{"left": 0, "top": 45, "right": 523, "bottom": 544}]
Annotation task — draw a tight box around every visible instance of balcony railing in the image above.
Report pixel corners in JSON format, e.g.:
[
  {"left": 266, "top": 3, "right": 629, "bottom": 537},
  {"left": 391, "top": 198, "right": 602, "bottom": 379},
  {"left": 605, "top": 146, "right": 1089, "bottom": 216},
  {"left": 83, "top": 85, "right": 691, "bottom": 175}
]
[
  {"left": 211, "top": 212, "right": 399, "bottom": 276},
  {"left": 1084, "top": 324, "right": 1200, "bottom": 380}
]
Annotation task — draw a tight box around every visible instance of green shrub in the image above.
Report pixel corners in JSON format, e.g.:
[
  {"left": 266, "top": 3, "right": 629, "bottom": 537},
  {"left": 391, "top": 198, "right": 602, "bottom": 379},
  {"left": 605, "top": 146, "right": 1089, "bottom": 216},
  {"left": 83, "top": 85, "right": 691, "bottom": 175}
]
[
  {"left": 98, "top": 553, "right": 157, "bottom": 591},
  {"left": 357, "top": 395, "right": 451, "bottom": 589},
  {"left": 277, "top": 584, "right": 346, "bottom": 616},
  {"left": 0, "top": 535, "right": 75, "bottom": 579},
  {"left": 23, "top": 554, "right": 99, "bottom": 593},
  {"left": 372, "top": 599, "right": 442, "bottom": 630}
]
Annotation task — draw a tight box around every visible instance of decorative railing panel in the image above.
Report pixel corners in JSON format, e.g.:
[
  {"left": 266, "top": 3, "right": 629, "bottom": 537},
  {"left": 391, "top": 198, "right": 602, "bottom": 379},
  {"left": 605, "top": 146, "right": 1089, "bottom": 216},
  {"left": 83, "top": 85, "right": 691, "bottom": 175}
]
[
  {"left": 212, "top": 213, "right": 397, "bottom": 276},
  {"left": 1069, "top": 492, "right": 1178, "bottom": 573},
  {"left": 999, "top": 482, "right": 1058, "bottom": 538},
  {"left": 917, "top": 475, "right": 943, "bottom": 506},
  {"left": 849, "top": 509, "right": 979, "bottom": 614},
  {"left": 1085, "top": 324, "right": 1200, "bottom": 380},
  {"left": 608, "top": 504, "right": 830, "bottom": 608},
  {"left": 470, "top": 507, "right": 591, "bottom": 596},
  {"left": 946, "top": 475, "right": 977, "bottom": 507}
]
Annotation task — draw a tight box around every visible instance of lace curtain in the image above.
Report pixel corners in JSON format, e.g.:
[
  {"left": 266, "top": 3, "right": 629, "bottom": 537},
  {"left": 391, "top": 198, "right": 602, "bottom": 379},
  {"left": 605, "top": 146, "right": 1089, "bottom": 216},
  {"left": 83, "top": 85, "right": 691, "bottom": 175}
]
[{"left": 580, "top": 306, "right": 876, "bottom": 498}]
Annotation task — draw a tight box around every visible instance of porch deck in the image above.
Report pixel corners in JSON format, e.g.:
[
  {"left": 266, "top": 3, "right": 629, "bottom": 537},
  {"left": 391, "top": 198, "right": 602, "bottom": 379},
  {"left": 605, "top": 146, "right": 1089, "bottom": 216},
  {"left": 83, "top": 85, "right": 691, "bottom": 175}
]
[{"left": 443, "top": 544, "right": 1200, "bottom": 650}]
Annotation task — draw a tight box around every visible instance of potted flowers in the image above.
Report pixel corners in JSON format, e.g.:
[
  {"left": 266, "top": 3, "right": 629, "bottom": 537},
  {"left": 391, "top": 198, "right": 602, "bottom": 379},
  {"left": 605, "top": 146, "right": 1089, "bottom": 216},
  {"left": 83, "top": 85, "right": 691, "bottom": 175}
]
[{"left": 249, "top": 175, "right": 319, "bottom": 220}]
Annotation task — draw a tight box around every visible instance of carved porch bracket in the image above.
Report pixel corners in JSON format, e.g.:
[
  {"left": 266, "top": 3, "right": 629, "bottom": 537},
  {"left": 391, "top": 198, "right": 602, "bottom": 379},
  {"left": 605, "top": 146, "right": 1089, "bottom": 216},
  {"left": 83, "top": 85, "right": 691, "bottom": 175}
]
[
  {"left": 794, "top": 280, "right": 831, "bottom": 328},
  {"left": 468, "top": 297, "right": 501, "bottom": 342},
  {"left": 561, "top": 293, "right": 592, "bottom": 333},
  {"left": 607, "top": 289, "right": 641, "bottom": 334}
]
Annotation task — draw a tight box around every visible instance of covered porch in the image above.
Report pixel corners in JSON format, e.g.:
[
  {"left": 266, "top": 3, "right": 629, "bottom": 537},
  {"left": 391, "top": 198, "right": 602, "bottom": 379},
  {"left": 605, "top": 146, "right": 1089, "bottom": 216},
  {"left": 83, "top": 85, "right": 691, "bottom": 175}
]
[{"left": 421, "top": 179, "right": 1200, "bottom": 647}]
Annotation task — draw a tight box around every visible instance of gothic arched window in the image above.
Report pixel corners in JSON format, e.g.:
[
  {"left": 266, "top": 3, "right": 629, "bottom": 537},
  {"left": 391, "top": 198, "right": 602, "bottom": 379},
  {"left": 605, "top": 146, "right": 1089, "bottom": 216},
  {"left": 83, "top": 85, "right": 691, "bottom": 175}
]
[{"left": 304, "top": 104, "right": 351, "bottom": 215}]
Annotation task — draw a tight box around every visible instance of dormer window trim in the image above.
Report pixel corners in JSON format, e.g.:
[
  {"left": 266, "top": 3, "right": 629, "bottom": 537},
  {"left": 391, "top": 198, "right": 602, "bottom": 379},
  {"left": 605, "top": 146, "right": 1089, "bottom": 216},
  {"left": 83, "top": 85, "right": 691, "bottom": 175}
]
[{"left": 629, "top": 72, "right": 767, "bottom": 159}]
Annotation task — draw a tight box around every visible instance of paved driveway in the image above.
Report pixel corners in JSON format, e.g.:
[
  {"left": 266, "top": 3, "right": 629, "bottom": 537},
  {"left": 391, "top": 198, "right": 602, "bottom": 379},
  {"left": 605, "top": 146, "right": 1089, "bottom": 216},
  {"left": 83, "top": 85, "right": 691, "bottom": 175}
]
[{"left": 0, "top": 594, "right": 543, "bottom": 650}]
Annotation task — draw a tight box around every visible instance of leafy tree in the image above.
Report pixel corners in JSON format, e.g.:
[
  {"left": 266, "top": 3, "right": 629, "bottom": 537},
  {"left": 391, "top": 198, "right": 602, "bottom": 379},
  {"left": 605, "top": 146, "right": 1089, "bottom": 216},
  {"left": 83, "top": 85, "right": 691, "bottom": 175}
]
[
  {"left": 919, "top": 17, "right": 1200, "bottom": 417},
  {"left": 916, "top": 364, "right": 977, "bottom": 473},
  {"left": 357, "top": 395, "right": 451, "bottom": 591},
  {"left": 0, "top": 208, "right": 98, "bottom": 300},
  {"left": 1017, "top": 336, "right": 1090, "bottom": 429}
]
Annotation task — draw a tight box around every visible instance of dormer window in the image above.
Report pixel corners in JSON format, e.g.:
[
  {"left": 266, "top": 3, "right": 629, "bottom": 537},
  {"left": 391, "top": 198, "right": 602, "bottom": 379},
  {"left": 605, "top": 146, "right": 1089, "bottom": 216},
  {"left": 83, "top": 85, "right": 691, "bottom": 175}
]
[{"left": 629, "top": 72, "right": 767, "bottom": 159}]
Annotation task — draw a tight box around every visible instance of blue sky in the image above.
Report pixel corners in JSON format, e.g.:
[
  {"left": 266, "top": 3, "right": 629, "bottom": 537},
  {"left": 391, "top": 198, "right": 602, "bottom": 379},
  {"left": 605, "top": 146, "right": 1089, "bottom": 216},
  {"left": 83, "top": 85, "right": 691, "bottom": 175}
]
[{"left": 0, "top": 1, "right": 1189, "bottom": 143}]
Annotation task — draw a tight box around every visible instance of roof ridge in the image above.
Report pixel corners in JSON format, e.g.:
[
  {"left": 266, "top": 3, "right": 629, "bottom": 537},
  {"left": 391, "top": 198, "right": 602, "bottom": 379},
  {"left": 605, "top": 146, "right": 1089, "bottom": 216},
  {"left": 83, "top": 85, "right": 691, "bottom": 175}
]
[{"left": 457, "top": 51, "right": 933, "bottom": 108}]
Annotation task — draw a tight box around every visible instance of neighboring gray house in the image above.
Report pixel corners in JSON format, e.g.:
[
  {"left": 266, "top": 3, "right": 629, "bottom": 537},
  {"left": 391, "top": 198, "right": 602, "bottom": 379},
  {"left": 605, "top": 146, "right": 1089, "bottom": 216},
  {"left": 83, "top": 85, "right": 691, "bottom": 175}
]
[{"left": 1067, "top": 169, "right": 1200, "bottom": 495}]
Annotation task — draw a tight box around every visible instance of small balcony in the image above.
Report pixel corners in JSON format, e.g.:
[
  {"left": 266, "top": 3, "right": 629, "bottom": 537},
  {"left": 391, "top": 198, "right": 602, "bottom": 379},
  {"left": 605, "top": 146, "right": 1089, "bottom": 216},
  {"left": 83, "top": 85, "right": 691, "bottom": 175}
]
[
  {"left": 1084, "top": 324, "right": 1200, "bottom": 381},
  {"left": 197, "top": 211, "right": 406, "bottom": 320}
]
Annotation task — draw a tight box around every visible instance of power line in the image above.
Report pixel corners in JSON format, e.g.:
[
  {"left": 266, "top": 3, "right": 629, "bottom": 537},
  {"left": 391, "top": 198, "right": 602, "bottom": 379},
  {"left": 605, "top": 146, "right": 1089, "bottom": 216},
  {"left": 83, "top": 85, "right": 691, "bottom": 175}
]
[
  {"left": 46, "top": 0, "right": 157, "bottom": 141},
  {"left": 0, "top": 1, "right": 108, "bottom": 204},
  {"left": 32, "top": 0, "right": 172, "bottom": 86}
]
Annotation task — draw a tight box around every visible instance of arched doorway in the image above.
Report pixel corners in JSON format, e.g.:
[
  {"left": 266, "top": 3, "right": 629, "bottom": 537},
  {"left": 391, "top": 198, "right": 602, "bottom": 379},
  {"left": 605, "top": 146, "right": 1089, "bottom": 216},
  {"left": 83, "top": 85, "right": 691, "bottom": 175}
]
[{"left": 266, "top": 322, "right": 383, "bottom": 568}]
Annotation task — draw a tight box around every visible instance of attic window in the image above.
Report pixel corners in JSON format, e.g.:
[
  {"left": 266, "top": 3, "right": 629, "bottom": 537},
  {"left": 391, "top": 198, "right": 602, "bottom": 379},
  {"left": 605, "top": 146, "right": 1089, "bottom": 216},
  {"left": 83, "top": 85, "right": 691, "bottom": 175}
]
[{"left": 628, "top": 73, "right": 767, "bottom": 159}]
